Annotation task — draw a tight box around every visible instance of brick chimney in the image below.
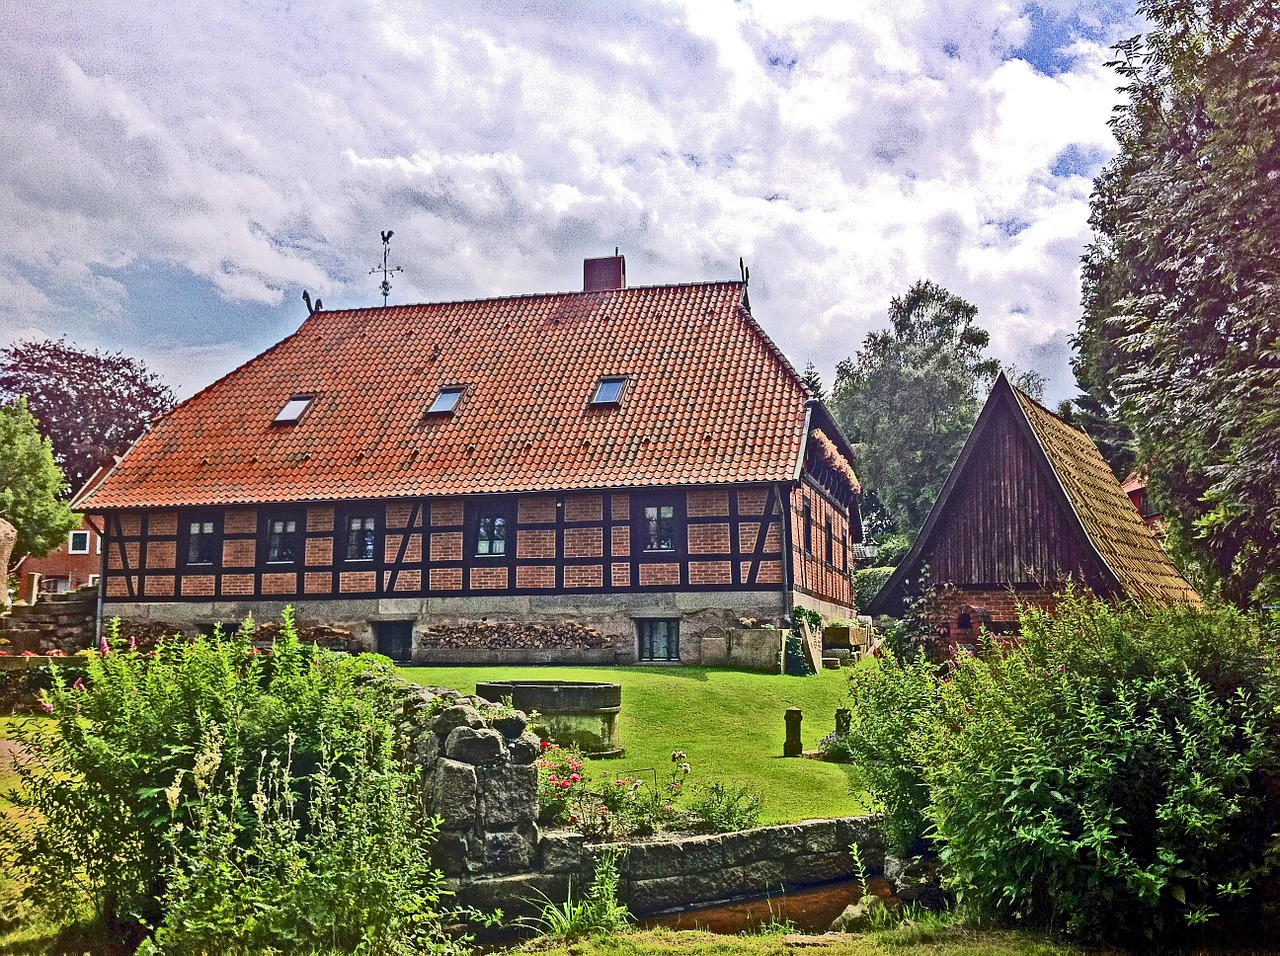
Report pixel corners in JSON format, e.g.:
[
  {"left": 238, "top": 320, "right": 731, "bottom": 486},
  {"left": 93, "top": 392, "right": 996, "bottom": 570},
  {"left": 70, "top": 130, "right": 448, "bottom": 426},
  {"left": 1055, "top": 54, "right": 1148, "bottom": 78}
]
[{"left": 583, "top": 254, "right": 626, "bottom": 292}]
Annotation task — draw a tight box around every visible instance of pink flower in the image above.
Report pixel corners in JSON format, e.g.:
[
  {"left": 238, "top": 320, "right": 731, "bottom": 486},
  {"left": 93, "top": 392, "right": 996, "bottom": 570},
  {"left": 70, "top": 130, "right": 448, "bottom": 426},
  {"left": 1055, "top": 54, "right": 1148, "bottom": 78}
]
[
  {"left": 1057, "top": 664, "right": 1066, "bottom": 673},
  {"left": 569, "top": 773, "right": 581, "bottom": 783},
  {"left": 0, "top": 651, "right": 9, "bottom": 656},
  {"left": 560, "top": 779, "right": 571, "bottom": 789},
  {"left": 73, "top": 678, "right": 87, "bottom": 692},
  {"left": 99, "top": 635, "right": 111, "bottom": 655},
  {"left": 40, "top": 701, "right": 54, "bottom": 714},
  {"left": 129, "top": 636, "right": 138, "bottom": 652}
]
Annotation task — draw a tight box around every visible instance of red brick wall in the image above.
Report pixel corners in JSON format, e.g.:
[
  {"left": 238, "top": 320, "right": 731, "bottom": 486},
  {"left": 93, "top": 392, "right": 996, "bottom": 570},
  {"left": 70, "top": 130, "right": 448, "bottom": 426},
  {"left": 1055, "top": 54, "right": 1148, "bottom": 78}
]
[
  {"left": 929, "top": 587, "right": 1064, "bottom": 644},
  {"left": 789, "top": 480, "right": 854, "bottom": 610},
  {"left": 100, "top": 484, "right": 791, "bottom": 603}
]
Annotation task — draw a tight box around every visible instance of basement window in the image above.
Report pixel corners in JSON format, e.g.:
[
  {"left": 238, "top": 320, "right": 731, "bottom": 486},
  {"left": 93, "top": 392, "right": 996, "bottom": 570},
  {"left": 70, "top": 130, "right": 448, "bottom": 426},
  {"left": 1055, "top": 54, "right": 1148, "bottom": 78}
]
[
  {"left": 427, "top": 386, "right": 465, "bottom": 415},
  {"left": 273, "top": 395, "right": 313, "bottom": 425},
  {"left": 591, "top": 376, "right": 626, "bottom": 406}
]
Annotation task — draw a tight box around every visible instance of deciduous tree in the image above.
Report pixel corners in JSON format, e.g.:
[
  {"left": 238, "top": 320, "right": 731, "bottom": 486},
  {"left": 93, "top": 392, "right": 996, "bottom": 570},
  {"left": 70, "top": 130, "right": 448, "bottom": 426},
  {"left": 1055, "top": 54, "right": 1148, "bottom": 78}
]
[
  {"left": 0, "top": 398, "right": 78, "bottom": 571},
  {"left": 832, "top": 280, "right": 1004, "bottom": 534},
  {"left": 1076, "top": 0, "right": 1280, "bottom": 603},
  {"left": 0, "top": 339, "right": 175, "bottom": 492}
]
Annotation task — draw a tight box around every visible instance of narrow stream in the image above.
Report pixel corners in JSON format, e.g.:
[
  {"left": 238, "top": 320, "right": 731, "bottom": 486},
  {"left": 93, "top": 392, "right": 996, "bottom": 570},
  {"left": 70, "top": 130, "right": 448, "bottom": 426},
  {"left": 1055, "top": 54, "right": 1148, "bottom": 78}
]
[{"left": 639, "top": 879, "right": 863, "bottom": 935}]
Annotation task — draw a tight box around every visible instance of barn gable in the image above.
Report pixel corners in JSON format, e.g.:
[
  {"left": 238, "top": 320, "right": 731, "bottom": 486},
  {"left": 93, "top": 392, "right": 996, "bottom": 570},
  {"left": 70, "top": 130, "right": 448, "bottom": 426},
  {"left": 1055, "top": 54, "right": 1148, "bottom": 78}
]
[{"left": 867, "top": 374, "right": 1198, "bottom": 619}]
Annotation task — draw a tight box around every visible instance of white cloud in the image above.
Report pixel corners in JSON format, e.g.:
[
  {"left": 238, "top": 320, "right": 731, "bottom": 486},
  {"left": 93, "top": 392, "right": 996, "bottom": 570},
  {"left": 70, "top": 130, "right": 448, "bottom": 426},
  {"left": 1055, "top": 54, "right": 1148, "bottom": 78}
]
[{"left": 0, "top": 0, "right": 1138, "bottom": 401}]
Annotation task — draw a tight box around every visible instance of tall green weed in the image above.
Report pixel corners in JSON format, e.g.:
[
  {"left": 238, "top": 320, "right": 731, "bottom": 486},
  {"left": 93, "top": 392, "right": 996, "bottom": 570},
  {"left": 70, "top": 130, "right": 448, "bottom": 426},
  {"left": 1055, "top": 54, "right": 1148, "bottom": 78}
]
[{"left": 0, "top": 609, "right": 444, "bottom": 949}]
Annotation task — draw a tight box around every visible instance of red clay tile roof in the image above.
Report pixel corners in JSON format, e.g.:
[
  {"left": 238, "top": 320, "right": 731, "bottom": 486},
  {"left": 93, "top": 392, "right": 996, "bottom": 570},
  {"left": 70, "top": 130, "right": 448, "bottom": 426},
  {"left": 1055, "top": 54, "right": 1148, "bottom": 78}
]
[{"left": 83, "top": 282, "right": 817, "bottom": 508}]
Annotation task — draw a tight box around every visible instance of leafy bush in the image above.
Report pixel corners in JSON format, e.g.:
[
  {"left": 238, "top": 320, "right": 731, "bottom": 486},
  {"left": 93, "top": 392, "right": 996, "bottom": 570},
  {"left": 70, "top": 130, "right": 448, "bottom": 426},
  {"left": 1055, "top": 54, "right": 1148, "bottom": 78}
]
[
  {"left": 843, "top": 593, "right": 1280, "bottom": 943},
  {"left": 875, "top": 532, "right": 914, "bottom": 567},
  {"left": 842, "top": 651, "right": 941, "bottom": 851},
  {"left": 816, "top": 730, "right": 853, "bottom": 763},
  {"left": 1, "top": 610, "right": 451, "bottom": 950},
  {"left": 855, "top": 566, "right": 895, "bottom": 612},
  {"left": 685, "top": 781, "right": 762, "bottom": 832}
]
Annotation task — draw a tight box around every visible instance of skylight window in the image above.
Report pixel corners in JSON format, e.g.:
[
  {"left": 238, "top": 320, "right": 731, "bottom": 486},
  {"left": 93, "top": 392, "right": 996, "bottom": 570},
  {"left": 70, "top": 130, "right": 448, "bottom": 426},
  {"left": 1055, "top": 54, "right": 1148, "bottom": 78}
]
[
  {"left": 273, "top": 395, "right": 313, "bottom": 425},
  {"left": 591, "top": 376, "right": 626, "bottom": 406},
  {"left": 427, "top": 386, "right": 465, "bottom": 415}
]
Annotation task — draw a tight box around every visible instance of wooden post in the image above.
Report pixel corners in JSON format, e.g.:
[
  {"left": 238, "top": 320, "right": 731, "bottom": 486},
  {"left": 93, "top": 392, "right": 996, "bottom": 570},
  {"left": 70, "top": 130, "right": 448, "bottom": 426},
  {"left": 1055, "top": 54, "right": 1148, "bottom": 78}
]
[{"left": 784, "top": 706, "right": 803, "bottom": 757}]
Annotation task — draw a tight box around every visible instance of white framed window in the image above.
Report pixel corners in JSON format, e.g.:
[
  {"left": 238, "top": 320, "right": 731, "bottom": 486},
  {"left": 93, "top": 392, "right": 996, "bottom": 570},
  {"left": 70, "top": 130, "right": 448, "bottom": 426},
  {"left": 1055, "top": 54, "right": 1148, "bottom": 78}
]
[
  {"left": 69, "top": 530, "right": 91, "bottom": 554},
  {"left": 87, "top": 574, "right": 100, "bottom": 587},
  {"left": 273, "top": 394, "right": 314, "bottom": 425}
]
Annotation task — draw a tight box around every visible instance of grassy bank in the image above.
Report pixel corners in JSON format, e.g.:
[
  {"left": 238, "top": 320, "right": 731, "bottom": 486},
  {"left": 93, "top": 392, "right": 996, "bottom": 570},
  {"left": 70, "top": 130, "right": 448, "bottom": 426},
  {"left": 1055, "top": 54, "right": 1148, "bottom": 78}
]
[
  {"left": 398, "top": 664, "right": 863, "bottom": 822},
  {"left": 512, "top": 927, "right": 1083, "bottom": 956}
]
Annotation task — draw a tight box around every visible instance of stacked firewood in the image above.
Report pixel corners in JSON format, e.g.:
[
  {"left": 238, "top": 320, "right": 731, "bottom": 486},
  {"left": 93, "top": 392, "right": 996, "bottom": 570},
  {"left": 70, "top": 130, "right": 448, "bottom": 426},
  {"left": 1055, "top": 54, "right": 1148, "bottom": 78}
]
[{"left": 419, "top": 620, "right": 611, "bottom": 649}]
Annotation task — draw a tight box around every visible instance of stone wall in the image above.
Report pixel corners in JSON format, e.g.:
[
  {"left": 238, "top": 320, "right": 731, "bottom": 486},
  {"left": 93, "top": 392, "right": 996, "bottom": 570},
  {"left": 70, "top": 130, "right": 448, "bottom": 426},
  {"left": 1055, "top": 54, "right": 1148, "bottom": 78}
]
[
  {"left": 102, "top": 590, "right": 791, "bottom": 665},
  {"left": 459, "top": 816, "right": 884, "bottom": 918},
  {"left": 0, "top": 589, "right": 97, "bottom": 654},
  {"left": 367, "top": 671, "right": 885, "bottom": 923},
  {"left": 700, "top": 628, "right": 785, "bottom": 672}
]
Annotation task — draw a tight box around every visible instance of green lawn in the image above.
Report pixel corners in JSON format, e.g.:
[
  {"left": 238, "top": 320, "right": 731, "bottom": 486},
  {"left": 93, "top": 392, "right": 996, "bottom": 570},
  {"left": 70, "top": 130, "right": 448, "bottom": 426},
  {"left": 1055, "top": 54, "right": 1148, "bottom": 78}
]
[{"left": 397, "top": 665, "right": 866, "bottom": 823}]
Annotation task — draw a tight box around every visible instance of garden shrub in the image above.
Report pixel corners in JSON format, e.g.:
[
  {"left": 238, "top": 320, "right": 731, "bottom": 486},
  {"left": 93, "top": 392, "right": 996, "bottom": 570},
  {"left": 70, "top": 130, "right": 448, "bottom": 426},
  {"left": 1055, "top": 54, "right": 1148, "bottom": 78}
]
[
  {"left": 685, "top": 781, "right": 762, "bottom": 832},
  {"left": 843, "top": 593, "right": 1280, "bottom": 943},
  {"left": 1, "top": 609, "right": 455, "bottom": 950},
  {"left": 842, "top": 650, "right": 941, "bottom": 851},
  {"left": 535, "top": 744, "right": 760, "bottom": 839},
  {"left": 855, "top": 566, "right": 895, "bottom": 613}
]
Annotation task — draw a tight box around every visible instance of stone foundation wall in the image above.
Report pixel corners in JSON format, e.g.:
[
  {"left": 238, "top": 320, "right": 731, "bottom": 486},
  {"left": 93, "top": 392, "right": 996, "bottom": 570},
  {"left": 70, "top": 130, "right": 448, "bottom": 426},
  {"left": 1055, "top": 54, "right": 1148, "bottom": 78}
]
[
  {"left": 459, "top": 816, "right": 885, "bottom": 918},
  {"left": 103, "top": 590, "right": 790, "bottom": 665}
]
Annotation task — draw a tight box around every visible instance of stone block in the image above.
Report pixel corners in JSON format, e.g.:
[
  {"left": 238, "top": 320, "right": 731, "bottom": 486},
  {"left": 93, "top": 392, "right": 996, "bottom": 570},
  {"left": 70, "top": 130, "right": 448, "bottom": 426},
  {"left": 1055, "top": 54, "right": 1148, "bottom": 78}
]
[
  {"left": 431, "top": 704, "right": 487, "bottom": 738},
  {"left": 508, "top": 731, "right": 542, "bottom": 765},
  {"left": 480, "top": 762, "right": 538, "bottom": 828},
  {"left": 431, "top": 830, "right": 472, "bottom": 876},
  {"left": 429, "top": 758, "right": 477, "bottom": 829},
  {"left": 483, "top": 828, "right": 534, "bottom": 873},
  {"left": 539, "top": 831, "right": 585, "bottom": 873},
  {"left": 445, "top": 726, "right": 506, "bottom": 765},
  {"left": 618, "top": 839, "right": 686, "bottom": 881},
  {"left": 800, "top": 818, "right": 840, "bottom": 855},
  {"left": 456, "top": 872, "right": 572, "bottom": 917},
  {"left": 624, "top": 874, "right": 690, "bottom": 915},
  {"left": 783, "top": 850, "right": 856, "bottom": 885}
]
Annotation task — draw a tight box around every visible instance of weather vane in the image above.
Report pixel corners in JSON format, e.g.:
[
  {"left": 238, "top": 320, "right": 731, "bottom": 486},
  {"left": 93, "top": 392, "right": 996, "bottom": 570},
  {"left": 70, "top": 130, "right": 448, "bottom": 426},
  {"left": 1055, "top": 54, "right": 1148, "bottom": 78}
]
[{"left": 370, "top": 230, "right": 403, "bottom": 306}]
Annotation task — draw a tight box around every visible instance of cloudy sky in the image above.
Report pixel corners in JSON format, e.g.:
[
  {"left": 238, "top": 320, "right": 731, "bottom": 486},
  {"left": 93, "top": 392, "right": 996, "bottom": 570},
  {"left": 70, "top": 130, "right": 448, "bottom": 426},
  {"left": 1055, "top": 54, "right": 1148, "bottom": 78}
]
[{"left": 1, "top": 0, "right": 1138, "bottom": 404}]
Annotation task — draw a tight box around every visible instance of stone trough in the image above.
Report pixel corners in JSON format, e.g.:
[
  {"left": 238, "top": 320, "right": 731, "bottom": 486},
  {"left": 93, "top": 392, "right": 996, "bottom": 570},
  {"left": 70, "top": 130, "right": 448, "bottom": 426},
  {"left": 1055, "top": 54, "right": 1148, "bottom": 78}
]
[{"left": 475, "top": 679, "right": 623, "bottom": 757}]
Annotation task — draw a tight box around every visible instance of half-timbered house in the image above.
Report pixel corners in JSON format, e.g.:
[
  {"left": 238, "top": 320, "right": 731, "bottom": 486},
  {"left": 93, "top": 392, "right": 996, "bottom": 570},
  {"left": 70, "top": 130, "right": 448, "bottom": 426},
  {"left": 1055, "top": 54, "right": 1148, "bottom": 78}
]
[
  {"left": 80, "top": 256, "right": 861, "bottom": 663},
  {"left": 866, "top": 373, "right": 1198, "bottom": 645}
]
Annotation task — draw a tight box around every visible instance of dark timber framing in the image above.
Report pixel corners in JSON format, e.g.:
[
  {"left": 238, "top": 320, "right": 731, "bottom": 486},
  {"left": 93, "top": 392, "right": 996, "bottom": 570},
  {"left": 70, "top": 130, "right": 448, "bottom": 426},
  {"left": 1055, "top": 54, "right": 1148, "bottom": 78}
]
[{"left": 101, "top": 483, "right": 802, "bottom": 604}]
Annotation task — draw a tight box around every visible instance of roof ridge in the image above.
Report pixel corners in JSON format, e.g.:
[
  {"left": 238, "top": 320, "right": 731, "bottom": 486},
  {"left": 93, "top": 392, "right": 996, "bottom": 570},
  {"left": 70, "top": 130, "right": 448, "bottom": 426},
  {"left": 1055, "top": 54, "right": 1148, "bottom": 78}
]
[{"left": 312, "top": 280, "right": 744, "bottom": 317}]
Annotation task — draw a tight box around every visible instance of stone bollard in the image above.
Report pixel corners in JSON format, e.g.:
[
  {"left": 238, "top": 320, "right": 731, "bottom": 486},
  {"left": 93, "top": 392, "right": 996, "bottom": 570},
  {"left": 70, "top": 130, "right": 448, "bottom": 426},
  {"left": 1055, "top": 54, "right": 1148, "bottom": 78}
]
[
  {"left": 835, "top": 707, "right": 851, "bottom": 736},
  {"left": 784, "top": 706, "right": 803, "bottom": 757}
]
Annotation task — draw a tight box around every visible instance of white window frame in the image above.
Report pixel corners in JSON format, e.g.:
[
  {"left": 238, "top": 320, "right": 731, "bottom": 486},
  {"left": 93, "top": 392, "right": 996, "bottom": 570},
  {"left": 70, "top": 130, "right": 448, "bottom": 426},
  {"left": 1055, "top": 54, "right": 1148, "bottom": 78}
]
[{"left": 68, "top": 530, "right": 91, "bottom": 555}]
